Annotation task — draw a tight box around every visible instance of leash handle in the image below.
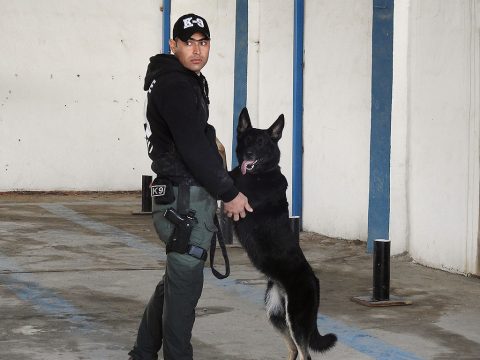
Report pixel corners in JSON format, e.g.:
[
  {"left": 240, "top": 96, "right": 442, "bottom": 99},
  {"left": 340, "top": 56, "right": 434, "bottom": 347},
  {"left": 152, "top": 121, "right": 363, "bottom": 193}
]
[{"left": 210, "top": 214, "right": 230, "bottom": 279}]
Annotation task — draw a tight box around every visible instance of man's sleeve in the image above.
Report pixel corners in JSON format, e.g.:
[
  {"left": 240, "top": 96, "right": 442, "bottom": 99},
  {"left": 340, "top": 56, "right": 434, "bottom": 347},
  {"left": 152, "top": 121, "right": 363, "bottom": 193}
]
[{"left": 152, "top": 79, "right": 238, "bottom": 202}]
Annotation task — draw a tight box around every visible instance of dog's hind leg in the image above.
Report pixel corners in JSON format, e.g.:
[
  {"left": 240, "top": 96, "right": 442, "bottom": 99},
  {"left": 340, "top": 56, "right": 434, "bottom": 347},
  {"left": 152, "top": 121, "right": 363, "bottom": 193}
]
[
  {"left": 284, "top": 308, "right": 311, "bottom": 360},
  {"left": 282, "top": 333, "right": 299, "bottom": 360},
  {"left": 284, "top": 288, "right": 314, "bottom": 360},
  {"left": 265, "top": 281, "right": 298, "bottom": 360}
]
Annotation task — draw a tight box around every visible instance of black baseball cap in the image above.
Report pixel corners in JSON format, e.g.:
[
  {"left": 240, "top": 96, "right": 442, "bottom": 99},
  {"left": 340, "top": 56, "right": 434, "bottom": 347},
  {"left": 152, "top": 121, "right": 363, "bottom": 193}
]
[{"left": 172, "top": 13, "right": 210, "bottom": 42}]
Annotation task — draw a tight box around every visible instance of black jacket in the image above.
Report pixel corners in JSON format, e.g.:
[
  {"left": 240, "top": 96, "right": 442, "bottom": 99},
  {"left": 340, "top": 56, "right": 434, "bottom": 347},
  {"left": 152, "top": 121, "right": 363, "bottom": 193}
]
[{"left": 143, "top": 54, "right": 238, "bottom": 202}]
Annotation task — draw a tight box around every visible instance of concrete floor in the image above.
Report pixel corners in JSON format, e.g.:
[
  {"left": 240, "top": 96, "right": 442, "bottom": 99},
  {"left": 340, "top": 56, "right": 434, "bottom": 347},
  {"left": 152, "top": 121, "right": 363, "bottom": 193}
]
[{"left": 0, "top": 193, "right": 479, "bottom": 360}]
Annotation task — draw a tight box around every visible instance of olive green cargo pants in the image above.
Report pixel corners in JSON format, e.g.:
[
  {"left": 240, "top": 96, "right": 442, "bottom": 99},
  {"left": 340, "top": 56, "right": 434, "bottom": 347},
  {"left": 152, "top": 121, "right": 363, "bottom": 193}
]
[{"left": 129, "top": 186, "right": 217, "bottom": 360}]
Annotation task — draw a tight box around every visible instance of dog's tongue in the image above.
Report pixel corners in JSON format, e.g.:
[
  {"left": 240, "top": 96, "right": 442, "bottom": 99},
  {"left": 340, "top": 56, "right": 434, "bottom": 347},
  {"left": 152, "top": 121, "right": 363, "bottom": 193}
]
[{"left": 241, "top": 160, "right": 256, "bottom": 175}]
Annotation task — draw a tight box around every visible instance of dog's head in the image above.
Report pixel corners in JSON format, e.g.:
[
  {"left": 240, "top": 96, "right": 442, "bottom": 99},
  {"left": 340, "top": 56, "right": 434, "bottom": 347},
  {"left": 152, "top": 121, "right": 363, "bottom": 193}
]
[{"left": 236, "top": 107, "right": 284, "bottom": 175}]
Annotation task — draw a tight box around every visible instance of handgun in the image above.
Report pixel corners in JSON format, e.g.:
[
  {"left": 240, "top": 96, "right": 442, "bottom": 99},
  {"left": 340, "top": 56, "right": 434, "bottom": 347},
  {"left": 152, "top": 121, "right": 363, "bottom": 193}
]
[{"left": 163, "top": 207, "right": 198, "bottom": 254}]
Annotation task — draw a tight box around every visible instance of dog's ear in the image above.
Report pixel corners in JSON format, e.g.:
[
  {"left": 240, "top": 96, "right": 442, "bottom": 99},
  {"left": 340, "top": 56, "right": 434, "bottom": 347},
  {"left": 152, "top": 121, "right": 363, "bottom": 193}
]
[
  {"left": 268, "top": 114, "right": 284, "bottom": 142},
  {"left": 237, "top": 107, "right": 252, "bottom": 135}
]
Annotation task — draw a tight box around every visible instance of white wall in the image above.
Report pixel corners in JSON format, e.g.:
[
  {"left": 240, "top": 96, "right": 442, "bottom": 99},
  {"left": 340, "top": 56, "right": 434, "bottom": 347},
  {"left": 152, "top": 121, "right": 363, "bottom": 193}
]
[
  {"left": 302, "top": 0, "right": 372, "bottom": 240},
  {"left": 390, "top": 0, "right": 410, "bottom": 255},
  {"left": 408, "top": 0, "right": 479, "bottom": 273},
  {"left": 0, "top": 0, "right": 163, "bottom": 191},
  {"left": 255, "top": 0, "right": 294, "bottom": 209},
  {"left": 391, "top": 0, "right": 480, "bottom": 274}
]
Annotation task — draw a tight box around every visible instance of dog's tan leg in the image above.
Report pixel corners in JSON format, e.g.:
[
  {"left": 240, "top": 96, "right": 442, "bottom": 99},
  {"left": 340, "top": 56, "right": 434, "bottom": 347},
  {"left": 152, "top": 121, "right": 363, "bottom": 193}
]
[
  {"left": 281, "top": 332, "right": 298, "bottom": 360},
  {"left": 296, "top": 346, "right": 311, "bottom": 360},
  {"left": 284, "top": 296, "right": 311, "bottom": 360}
]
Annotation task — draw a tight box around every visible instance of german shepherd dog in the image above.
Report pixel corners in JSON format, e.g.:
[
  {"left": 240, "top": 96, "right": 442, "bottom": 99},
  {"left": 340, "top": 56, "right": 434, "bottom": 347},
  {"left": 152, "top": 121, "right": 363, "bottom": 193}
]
[{"left": 230, "top": 108, "right": 337, "bottom": 360}]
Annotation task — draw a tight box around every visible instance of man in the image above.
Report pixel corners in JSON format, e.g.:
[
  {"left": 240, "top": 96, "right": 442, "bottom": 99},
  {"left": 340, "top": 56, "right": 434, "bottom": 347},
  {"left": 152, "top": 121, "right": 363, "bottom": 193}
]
[{"left": 128, "top": 13, "right": 252, "bottom": 360}]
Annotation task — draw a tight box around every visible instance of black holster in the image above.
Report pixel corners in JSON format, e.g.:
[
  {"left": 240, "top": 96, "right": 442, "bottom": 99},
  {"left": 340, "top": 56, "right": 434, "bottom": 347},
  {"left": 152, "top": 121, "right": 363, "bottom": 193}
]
[
  {"left": 163, "top": 183, "right": 208, "bottom": 261},
  {"left": 164, "top": 207, "right": 197, "bottom": 254}
]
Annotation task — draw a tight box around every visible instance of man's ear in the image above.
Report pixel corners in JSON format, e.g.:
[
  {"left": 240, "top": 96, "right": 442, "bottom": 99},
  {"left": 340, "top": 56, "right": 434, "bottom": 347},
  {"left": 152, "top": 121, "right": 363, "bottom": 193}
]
[
  {"left": 237, "top": 107, "right": 252, "bottom": 135},
  {"left": 268, "top": 114, "right": 285, "bottom": 142},
  {"left": 169, "top": 39, "right": 177, "bottom": 54}
]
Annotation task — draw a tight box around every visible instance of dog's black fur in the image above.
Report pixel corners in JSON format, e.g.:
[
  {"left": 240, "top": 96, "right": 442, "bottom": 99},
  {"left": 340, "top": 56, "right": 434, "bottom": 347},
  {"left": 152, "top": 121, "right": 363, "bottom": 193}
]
[{"left": 230, "top": 108, "right": 337, "bottom": 360}]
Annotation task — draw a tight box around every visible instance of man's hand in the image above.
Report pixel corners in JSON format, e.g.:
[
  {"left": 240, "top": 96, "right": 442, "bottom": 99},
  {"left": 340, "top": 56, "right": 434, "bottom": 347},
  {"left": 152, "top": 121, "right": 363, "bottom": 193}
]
[{"left": 223, "top": 192, "right": 253, "bottom": 221}]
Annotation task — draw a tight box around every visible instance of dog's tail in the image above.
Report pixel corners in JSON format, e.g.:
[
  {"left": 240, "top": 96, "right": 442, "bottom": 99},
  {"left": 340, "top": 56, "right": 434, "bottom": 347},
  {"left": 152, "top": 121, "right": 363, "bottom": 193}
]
[
  {"left": 309, "top": 329, "right": 337, "bottom": 352},
  {"left": 309, "top": 276, "right": 337, "bottom": 352}
]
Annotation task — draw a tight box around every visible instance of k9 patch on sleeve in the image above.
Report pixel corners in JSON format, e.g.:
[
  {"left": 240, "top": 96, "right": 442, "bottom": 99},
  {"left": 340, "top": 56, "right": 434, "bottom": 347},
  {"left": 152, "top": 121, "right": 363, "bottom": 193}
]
[
  {"left": 151, "top": 178, "right": 175, "bottom": 205},
  {"left": 151, "top": 184, "right": 166, "bottom": 197}
]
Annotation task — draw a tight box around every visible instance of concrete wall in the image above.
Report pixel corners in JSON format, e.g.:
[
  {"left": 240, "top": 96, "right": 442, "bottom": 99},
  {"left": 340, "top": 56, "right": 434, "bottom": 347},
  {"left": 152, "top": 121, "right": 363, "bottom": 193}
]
[
  {"left": 303, "top": 0, "right": 372, "bottom": 240},
  {"left": 0, "top": 0, "right": 163, "bottom": 191},
  {"left": 390, "top": 0, "right": 410, "bottom": 255},
  {"left": 253, "top": 0, "right": 294, "bottom": 208},
  {"left": 391, "top": 0, "right": 480, "bottom": 274}
]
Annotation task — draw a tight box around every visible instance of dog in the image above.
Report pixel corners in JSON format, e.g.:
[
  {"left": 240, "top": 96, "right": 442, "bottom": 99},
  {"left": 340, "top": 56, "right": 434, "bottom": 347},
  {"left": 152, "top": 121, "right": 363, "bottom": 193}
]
[{"left": 230, "top": 108, "right": 337, "bottom": 360}]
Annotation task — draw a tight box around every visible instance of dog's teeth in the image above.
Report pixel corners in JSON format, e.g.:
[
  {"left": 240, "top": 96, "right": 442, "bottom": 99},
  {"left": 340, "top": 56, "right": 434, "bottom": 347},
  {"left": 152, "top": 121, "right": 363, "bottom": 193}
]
[
  {"left": 241, "top": 160, "right": 257, "bottom": 175},
  {"left": 247, "top": 160, "right": 258, "bottom": 170}
]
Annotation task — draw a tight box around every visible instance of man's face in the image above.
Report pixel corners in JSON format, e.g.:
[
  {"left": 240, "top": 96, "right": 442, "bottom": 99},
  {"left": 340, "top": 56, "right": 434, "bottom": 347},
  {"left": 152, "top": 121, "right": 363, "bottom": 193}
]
[{"left": 170, "top": 32, "right": 210, "bottom": 73}]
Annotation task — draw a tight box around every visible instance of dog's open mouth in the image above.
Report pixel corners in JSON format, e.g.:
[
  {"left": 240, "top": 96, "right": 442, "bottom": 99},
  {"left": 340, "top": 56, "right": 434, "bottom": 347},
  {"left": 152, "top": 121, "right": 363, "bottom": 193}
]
[{"left": 241, "top": 159, "right": 258, "bottom": 175}]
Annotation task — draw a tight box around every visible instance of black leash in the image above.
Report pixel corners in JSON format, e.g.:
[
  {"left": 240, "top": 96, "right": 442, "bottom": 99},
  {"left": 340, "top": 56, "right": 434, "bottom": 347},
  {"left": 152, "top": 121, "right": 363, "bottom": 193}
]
[{"left": 210, "top": 214, "right": 230, "bottom": 279}]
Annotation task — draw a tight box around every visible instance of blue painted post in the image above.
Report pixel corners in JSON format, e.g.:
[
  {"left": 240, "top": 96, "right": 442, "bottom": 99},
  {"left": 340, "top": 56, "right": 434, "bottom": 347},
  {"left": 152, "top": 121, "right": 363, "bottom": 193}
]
[
  {"left": 162, "top": 0, "right": 171, "bottom": 54},
  {"left": 231, "top": 0, "right": 249, "bottom": 168},
  {"left": 367, "top": 0, "right": 394, "bottom": 252},
  {"left": 292, "top": 0, "right": 304, "bottom": 221}
]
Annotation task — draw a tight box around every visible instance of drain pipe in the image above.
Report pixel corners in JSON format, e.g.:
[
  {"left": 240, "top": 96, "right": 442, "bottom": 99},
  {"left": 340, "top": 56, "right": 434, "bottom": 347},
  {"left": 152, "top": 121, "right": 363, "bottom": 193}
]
[
  {"left": 162, "top": 0, "right": 171, "bottom": 54},
  {"left": 292, "top": 0, "right": 305, "bottom": 231}
]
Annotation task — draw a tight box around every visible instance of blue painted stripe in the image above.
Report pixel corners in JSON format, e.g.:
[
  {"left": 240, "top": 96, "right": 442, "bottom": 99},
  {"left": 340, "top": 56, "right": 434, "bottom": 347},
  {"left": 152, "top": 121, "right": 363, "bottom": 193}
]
[
  {"left": 162, "top": 0, "right": 171, "bottom": 54},
  {"left": 0, "top": 235, "right": 91, "bottom": 329},
  {"left": 231, "top": 0, "right": 249, "bottom": 168},
  {"left": 367, "top": 0, "right": 394, "bottom": 252},
  {"left": 292, "top": 0, "right": 305, "bottom": 219},
  {"left": 318, "top": 315, "right": 422, "bottom": 360},
  {"left": 1, "top": 270, "right": 94, "bottom": 331},
  {"left": 206, "top": 272, "right": 422, "bottom": 360}
]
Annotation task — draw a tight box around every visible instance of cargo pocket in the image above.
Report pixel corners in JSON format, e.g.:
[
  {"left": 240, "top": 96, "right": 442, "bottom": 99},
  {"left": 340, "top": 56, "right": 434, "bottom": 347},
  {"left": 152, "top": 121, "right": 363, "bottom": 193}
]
[
  {"left": 204, "top": 220, "right": 219, "bottom": 252},
  {"left": 188, "top": 218, "right": 217, "bottom": 251},
  {"left": 205, "top": 221, "right": 218, "bottom": 234}
]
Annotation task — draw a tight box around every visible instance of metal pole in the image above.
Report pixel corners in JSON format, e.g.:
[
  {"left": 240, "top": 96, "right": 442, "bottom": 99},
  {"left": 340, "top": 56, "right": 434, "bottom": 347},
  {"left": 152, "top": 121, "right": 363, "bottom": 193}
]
[
  {"left": 290, "top": 216, "right": 300, "bottom": 243},
  {"left": 141, "top": 175, "right": 153, "bottom": 213},
  {"left": 352, "top": 238, "right": 411, "bottom": 307},
  {"left": 373, "top": 239, "right": 390, "bottom": 301}
]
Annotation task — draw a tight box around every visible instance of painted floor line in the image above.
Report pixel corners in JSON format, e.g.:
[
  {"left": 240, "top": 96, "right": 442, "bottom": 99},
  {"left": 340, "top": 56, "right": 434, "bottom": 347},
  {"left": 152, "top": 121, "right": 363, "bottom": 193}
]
[
  {"left": 206, "top": 273, "right": 423, "bottom": 360},
  {"left": 0, "top": 255, "right": 95, "bottom": 332}
]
